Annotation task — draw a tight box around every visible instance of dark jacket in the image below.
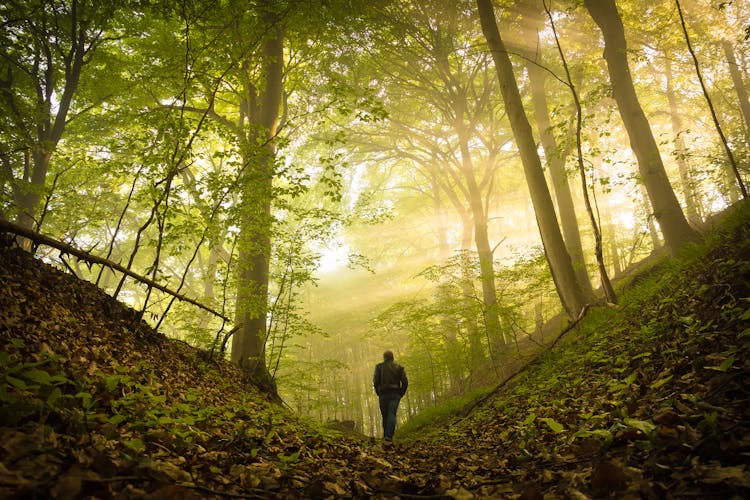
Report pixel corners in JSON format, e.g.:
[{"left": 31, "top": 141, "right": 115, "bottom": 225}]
[{"left": 373, "top": 359, "right": 408, "bottom": 397}]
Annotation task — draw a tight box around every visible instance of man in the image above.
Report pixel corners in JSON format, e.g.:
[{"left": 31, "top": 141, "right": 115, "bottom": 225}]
[{"left": 372, "top": 350, "right": 408, "bottom": 443}]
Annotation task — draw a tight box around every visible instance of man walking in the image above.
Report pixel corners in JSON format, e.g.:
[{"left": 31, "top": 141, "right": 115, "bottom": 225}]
[{"left": 373, "top": 350, "right": 408, "bottom": 443}]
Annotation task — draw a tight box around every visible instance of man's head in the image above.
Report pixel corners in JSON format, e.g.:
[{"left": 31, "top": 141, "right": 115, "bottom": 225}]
[{"left": 383, "top": 350, "right": 394, "bottom": 361}]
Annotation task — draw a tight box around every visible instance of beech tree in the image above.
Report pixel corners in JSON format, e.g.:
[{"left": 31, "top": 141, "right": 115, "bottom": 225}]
[
  {"left": 0, "top": 0, "right": 122, "bottom": 233},
  {"left": 350, "top": 0, "right": 513, "bottom": 352},
  {"left": 476, "top": 0, "right": 588, "bottom": 318},
  {"left": 518, "top": 2, "right": 594, "bottom": 298},
  {"left": 583, "top": 0, "right": 700, "bottom": 255}
]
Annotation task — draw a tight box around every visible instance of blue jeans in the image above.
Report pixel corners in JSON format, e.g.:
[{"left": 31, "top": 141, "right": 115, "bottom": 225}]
[{"left": 379, "top": 393, "right": 401, "bottom": 440}]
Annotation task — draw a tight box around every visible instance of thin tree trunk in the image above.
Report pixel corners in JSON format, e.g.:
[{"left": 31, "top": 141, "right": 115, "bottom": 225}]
[
  {"left": 520, "top": 1, "right": 594, "bottom": 299},
  {"left": 584, "top": 0, "right": 701, "bottom": 255},
  {"left": 477, "top": 0, "right": 587, "bottom": 318},
  {"left": 664, "top": 56, "right": 702, "bottom": 225},
  {"left": 525, "top": 56, "right": 594, "bottom": 299},
  {"left": 674, "top": 0, "right": 747, "bottom": 199},
  {"left": 721, "top": 40, "right": 750, "bottom": 140},
  {"left": 544, "top": 2, "right": 616, "bottom": 304},
  {"left": 431, "top": 170, "right": 450, "bottom": 262},
  {"left": 639, "top": 184, "right": 661, "bottom": 250},
  {"left": 458, "top": 212, "right": 485, "bottom": 367},
  {"left": 454, "top": 108, "right": 504, "bottom": 351}
]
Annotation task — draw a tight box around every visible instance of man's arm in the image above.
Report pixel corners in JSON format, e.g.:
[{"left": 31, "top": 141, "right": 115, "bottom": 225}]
[
  {"left": 373, "top": 364, "right": 381, "bottom": 395},
  {"left": 400, "top": 367, "right": 408, "bottom": 396}
]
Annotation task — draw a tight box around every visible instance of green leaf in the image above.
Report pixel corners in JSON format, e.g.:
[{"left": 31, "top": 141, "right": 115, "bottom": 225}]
[
  {"left": 572, "top": 429, "right": 613, "bottom": 442},
  {"left": 24, "top": 369, "right": 52, "bottom": 385},
  {"left": 540, "top": 418, "right": 565, "bottom": 433},
  {"left": 209, "top": 466, "right": 222, "bottom": 474},
  {"left": 523, "top": 412, "right": 537, "bottom": 426},
  {"left": 705, "top": 355, "right": 736, "bottom": 372},
  {"left": 277, "top": 451, "right": 300, "bottom": 463},
  {"left": 5, "top": 375, "right": 27, "bottom": 389},
  {"left": 624, "top": 418, "right": 656, "bottom": 435},
  {"left": 50, "top": 374, "right": 70, "bottom": 385},
  {"left": 105, "top": 375, "right": 120, "bottom": 392},
  {"left": 124, "top": 438, "right": 144, "bottom": 451},
  {"left": 46, "top": 387, "right": 63, "bottom": 407},
  {"left": 650, "top": 375, "right": 673, "bottom": 389},
  {"left": 109, "top": 414, "right": 127, "bottom": 425}
]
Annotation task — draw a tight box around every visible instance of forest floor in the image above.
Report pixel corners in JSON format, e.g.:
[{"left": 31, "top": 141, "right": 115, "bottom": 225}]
[{"left": 1, "top": 203, "right": 750, "bottom": 499}]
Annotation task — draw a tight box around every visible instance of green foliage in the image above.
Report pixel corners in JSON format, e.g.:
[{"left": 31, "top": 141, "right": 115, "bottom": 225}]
[
  {"left": 0, "top": 344, "right": 74, "bottom": 425},
  {"left": 396, "top": 386, "right": 494, "bottom": 437}
]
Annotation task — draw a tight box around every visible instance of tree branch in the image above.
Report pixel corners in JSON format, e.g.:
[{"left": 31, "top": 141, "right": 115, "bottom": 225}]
[
  {"left": 0, "top": 218, "right": 233, "bottom": 323},
  {"left": 159, "top": 102, "right": 238, "bottom": 135}
]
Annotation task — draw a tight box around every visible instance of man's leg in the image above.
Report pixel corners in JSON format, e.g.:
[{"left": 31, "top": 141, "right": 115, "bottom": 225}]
[
  {"left": 384, "top": 395, "right": 401, "bottom": 440},
  {"left": 378, "top": 395, "right": 389, "bottom": 438}
]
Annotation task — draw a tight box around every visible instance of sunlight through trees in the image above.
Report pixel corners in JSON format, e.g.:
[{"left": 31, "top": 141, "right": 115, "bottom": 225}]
[{"left": 1, "top": 0, "right": 748, "bottom": 436}]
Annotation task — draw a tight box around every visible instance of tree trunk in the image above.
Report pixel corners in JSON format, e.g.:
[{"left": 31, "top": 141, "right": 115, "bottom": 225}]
[
  {"left": 674, "top": 0, "right": 746, "bottom": 200},
  {"left": 664, "top": 57, "right": 702, "bottom": 225},
  {"left": 431, "top": 170, "right": 450, "bottom": 262},
  {"left": 584, "top": 0, "right": 700, "bottom": 255},
  {"left": 454, "top": 109, "right": 504, "bottom": 351},
  {"left": 639, "top": 184, "right": 661, "bottom": 250},
  {"left": 477, "top": 0, "right": 587, "bottom": 318},
  {"left": 13, "top": 29, "right": 87, "bottom": 234},
  {"left": 544, "top": 4, "right": 616, "bottom": 303},
  {"left": 458, "top": 211, "right": 485, "bottom": 367},
  {"left": 525, "top": 56, "right": 594, "bottom": 299},
  {"left": 722, "top": 40, "right": 750, "bottom": 141},
  {"left": 232, "top": 17, "right": 284, "bottom": 389}
]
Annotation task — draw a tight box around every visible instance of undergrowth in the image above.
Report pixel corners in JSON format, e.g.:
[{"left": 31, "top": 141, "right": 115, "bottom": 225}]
[{"left": 397, "top": 386, "right": 494, "bottom": 437}]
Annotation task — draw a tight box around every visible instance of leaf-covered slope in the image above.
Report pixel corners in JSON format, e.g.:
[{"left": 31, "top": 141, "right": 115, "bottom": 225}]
[
  {"left": 0, "top": 241, "right": 370, "bottom": 498},
  {"left": 402, "top": 203, "right": 750, "bottom": 497}
]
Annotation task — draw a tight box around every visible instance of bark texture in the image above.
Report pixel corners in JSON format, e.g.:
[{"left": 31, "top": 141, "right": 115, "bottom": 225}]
[{"left": 232, "top": 15, "right": 284, "bottom": 389}]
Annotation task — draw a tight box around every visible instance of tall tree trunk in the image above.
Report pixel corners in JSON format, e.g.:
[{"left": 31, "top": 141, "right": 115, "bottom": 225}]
[
  {"left": 664, "top": 57, "right": 702, "bottom": 225},
  {"left": 458, "top": 211, "right": 485, "bottom": 366},
  {"left": 477, "top": 0, "right": 587, "bottom": 319},
  {"left": 431, "top": 170, "right": 450, "bottom": 263},
  {"left": 544, "top": 3, "right": 616, "bottom": 303},
  {"left": 722, "top": 40, "right": 750, "bottom": 140},
  {"left": 232, "top": 16, "right": 284, "bottom": 389},
  {"left": 584, "top": 0, "right": 701, "bottom": 255},
  {"left": 454, "top": 107, "right": 504, "bottom": 351},
  {"left": 13, "top": 28, "right": 87, "bottom": 234},
  {"left": 520, "top": 0, "right": 594, "bottom": 299},
  {"left": 639, "top": 184, "right": 661, "bottom": 250},
  {"left": 525, "top": 56, "right": 594, "bottom": 299}
]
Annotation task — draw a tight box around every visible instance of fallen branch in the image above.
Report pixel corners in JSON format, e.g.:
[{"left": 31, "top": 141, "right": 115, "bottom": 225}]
[
  {"left": 459, "top": 302, "right": 616, "bottom": 417},
  {"left": 0, "top": 218, "right": 233, "bottom": 323}
]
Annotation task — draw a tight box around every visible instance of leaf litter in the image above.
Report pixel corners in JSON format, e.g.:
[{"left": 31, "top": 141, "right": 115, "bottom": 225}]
[{"left": 1, "top": 205, "right": 750, "bottom": 498}]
